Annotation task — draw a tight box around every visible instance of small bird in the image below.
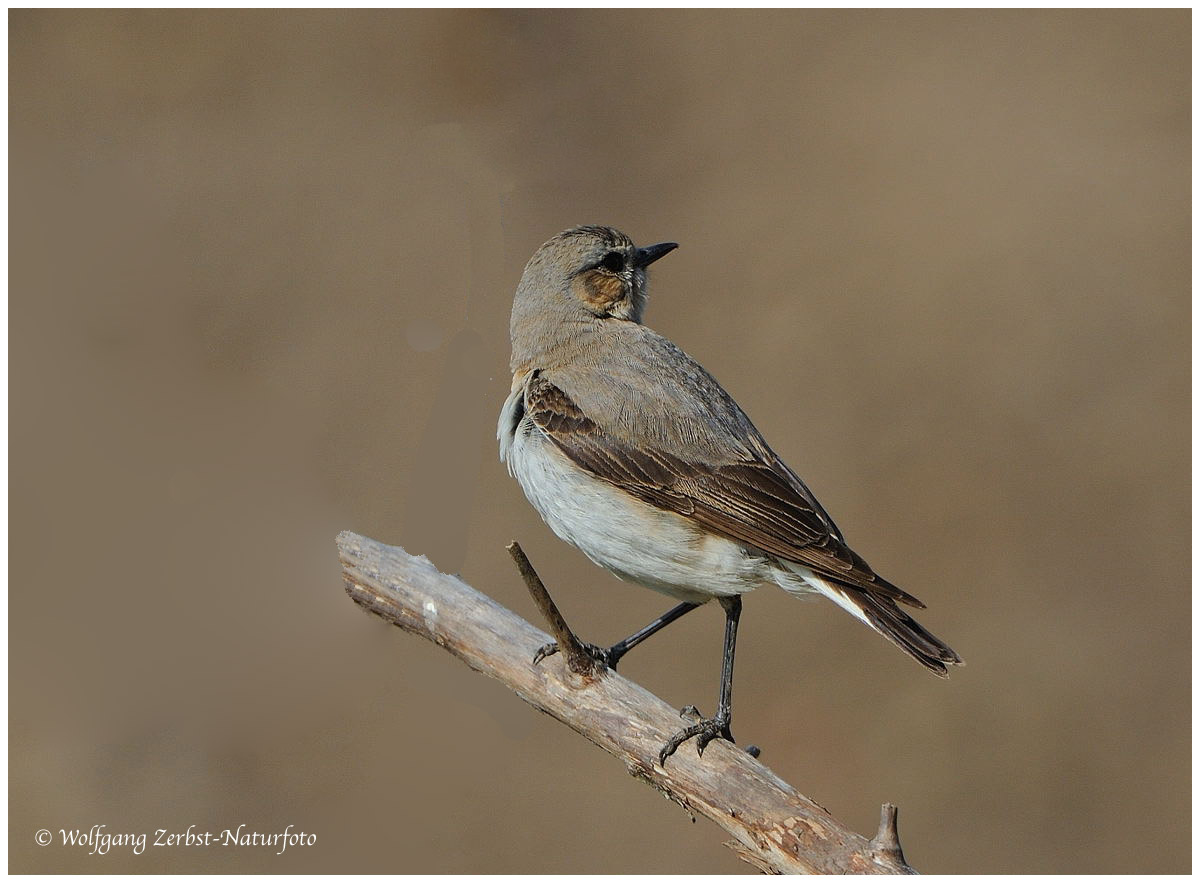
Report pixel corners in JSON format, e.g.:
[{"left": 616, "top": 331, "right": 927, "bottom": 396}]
[{"left": 498, "top": 225, "right": 961, "bottom": 764}]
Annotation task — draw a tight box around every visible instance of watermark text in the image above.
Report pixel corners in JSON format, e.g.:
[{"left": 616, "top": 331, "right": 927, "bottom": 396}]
[{"left": 37, "top": 824, "right": 315, "bottom": 856}]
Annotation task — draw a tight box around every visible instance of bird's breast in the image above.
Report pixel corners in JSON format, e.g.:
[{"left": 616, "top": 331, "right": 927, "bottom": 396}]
[{"left": 503, "top": 412, "right": 768, "bottom": 603}]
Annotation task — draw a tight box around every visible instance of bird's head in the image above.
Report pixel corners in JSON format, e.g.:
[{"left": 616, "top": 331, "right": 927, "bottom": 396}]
[{"left": 509, "top": 225, "right": 677, "bottom": 371}]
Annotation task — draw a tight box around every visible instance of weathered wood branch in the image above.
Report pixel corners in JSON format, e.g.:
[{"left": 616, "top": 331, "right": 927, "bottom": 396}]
[{"left": 337, "top": 530, "right": 917, "bottom": 874}]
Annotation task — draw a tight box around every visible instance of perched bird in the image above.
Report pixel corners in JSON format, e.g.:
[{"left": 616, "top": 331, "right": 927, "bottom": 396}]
[{"left": 498, "top": 225, "right": 961, "bottom": 764}]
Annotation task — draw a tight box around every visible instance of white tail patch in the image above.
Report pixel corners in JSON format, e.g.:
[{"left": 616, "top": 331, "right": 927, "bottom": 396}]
[{"left": 772, "top": 561, "right": 874, "bottom": 629}]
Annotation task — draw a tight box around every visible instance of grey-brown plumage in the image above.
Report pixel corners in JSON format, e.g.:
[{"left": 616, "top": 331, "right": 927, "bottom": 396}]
[{"left": 500, "top": 225, "right": 961, "bottom": 761}]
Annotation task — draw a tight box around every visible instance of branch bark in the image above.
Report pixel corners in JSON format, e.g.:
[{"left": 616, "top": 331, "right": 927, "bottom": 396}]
[{"left": 337, "top": 530, "right": 918, "bottom": 875}]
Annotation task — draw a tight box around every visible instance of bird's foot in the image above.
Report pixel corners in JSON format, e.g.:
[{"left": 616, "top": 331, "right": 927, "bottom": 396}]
[
  {"left": 658, "top": 706, "right": 761, "bottom": 763},
  {"left": 532, "top": 639, "right": 615, "bottom": 669},
  {"left": 659, "top": 706, "right": 736, "bottom": 765}
]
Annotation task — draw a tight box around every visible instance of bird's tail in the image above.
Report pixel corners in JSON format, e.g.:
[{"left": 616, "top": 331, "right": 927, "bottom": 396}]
[
  {"left": 850, "top": 587, "right": 962, "bottom": 677},
  {"left": 776, "top": 565, "right": 963, "bottom": 677}
]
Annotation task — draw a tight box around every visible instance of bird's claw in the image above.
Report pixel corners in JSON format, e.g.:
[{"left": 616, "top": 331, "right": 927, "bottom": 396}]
[
  {"left": 532, "top": 639, "right": 614, "bottom": 669},
  {"left": 532, "top": 642, "right": 558, "bottom": 666},
  {"left": 659, "top": 711, "right": 735, "bottom": 766}
]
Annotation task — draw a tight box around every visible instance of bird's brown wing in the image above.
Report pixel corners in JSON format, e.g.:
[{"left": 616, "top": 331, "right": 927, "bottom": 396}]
[{"left": 524, "top": 372, "right": 925, "bottom": 609}]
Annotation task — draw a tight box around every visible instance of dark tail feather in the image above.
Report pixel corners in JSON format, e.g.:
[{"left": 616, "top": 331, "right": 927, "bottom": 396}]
[{"left": 854, "top": 589, "right": 963, "bottom": 678}]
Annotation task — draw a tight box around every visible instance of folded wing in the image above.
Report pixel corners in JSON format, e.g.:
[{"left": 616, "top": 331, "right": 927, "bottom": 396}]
[{"left": 524, "top": 371, "right": 926, "bottom": 610}]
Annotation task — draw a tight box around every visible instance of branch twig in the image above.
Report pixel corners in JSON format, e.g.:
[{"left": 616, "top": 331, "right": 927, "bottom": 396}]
[
  {"left": 505, "top": 541, "right": 603, "bottom": 678},
  {"left": 869, "top": 803, "right": 908, "bottom": 868},
  {"left": 337, "top": 530, "right": 917, "bottom": 875}
]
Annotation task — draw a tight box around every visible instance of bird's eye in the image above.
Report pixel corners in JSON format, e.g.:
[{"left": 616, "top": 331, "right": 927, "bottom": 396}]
[{"left": 598, "top": 251, "right": 624, "bottom": 273}]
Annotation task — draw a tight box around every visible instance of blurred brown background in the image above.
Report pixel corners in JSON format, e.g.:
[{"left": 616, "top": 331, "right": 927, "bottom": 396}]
[{"left": 9, "top": 9, "right": 1189, "bottom": 874}]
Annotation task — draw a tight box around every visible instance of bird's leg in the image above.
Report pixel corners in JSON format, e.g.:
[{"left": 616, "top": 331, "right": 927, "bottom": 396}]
[
  {"left": 534, "top": 601, "right": 700, "bottom": 670},
  {"left": 659, "top": 595, "right": 744, "bottom": 765},
  {"left": 605, "top": 601, "right": 701, "bottom": 667}
]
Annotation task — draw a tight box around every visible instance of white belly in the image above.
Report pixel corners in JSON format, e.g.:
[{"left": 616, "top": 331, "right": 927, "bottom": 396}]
[{"left": 505, "top": 418, "right": 768, "bottom": 603}]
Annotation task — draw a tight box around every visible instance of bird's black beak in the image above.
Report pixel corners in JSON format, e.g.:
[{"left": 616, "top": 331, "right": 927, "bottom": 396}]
[{"left": 633, "top": 241, "right": 678, "bottom": 268}]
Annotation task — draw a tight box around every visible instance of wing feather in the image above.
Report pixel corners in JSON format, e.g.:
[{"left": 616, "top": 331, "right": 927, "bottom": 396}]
[{"left": 524, "top": 371, "right": 924, "bottom": 608}]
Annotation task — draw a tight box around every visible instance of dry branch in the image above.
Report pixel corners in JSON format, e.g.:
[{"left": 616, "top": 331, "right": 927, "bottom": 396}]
[{"left": 337, "top": 530, "right": 917, "bottom": 875}]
